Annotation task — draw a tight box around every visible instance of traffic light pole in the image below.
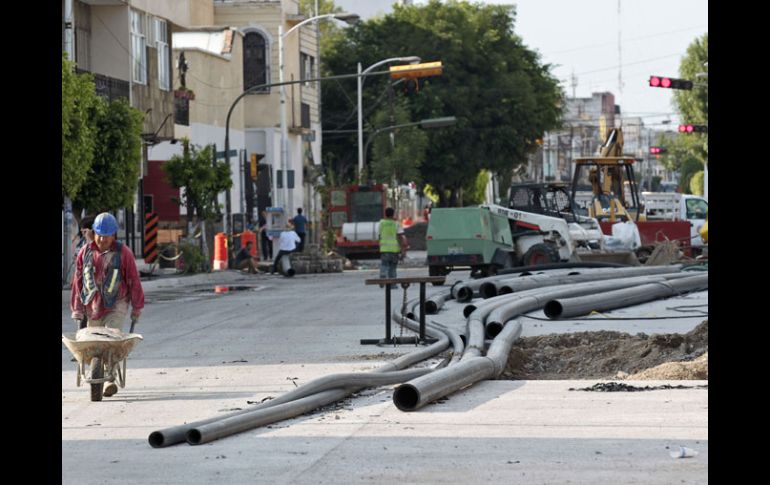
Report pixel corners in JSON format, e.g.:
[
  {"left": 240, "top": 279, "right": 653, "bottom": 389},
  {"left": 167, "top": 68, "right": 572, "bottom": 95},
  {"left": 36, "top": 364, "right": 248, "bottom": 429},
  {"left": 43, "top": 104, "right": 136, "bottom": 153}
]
[{"left": 223, "top": 65, "right": 435, "bottom": 238}]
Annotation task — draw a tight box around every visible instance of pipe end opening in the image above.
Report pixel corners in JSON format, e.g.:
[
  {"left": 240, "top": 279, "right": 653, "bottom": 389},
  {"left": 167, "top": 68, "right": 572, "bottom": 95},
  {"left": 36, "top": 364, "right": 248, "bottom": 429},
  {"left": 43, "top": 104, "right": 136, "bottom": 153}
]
[
  {"left": 498, "top": 287, "right": 512, "bottom": 295},
  {"left": 479, "top": 283, "right": 497, "bottom": 299},
  {"left": 485, "top": 321, "right": 503, "bottom": 339},
  {"left": 148, "top": 432, "right": 165, "bottom": 448},
  {"left": 543, "top": 301, "right": 563, "bottom": 319},
  {"left": 186, "top": 429, "right": 203, "bottom": 445},
  {"left": 393, "top": 384, "right": 420, "bottom": 411},
  {"left": 457, "top": 287, "right": 472, "bottom": 302},
  {"left": 425, "top": 302, "right": 437, "bottom": 314},
  {"left": 463, "top": 305, "right": 477, "bottom": 318},
  {"left": 286, "top": 269, "right": 295, "bottom": 277}
]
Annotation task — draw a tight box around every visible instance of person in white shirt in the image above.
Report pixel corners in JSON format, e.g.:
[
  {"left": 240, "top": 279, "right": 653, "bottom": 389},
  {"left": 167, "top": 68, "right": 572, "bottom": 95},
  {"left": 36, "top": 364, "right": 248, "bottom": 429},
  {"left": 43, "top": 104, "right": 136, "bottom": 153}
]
[{"left": 271, "top": 221, "right": 301, "bottom": 275}]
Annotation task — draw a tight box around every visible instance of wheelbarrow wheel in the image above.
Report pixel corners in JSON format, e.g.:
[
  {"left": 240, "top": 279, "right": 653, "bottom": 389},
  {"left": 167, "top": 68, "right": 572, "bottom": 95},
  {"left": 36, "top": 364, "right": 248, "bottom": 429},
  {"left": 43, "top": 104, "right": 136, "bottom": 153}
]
[{"left": 90, "top": 357, "right": 104, "bottom": 402}]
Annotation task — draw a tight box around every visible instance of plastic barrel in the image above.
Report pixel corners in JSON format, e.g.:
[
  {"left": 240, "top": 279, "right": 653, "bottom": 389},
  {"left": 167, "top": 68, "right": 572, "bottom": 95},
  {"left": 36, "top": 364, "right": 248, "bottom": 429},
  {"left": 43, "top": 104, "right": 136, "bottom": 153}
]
[{"left": 213, "top": 233, "right": 228, "bottom": 270}]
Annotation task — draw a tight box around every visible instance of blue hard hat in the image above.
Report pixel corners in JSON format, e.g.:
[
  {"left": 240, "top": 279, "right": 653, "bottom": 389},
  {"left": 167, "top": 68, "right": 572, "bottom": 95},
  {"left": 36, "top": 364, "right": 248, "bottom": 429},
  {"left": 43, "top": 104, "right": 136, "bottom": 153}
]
[{"left": 93, "top": 212, "right": 118, "bottom": 236}]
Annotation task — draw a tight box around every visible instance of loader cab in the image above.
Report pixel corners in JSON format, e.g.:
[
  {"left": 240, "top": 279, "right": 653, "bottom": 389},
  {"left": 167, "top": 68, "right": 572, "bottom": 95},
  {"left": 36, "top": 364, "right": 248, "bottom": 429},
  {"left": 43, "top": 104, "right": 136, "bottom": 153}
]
[{"left": 508, "top": 182, "right": 581, "bottom": 223}]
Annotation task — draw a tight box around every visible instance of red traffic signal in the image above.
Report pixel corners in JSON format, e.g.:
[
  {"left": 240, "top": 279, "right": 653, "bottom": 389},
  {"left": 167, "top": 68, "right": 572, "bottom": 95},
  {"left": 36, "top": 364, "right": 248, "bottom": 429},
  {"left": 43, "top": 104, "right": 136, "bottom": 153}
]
[
  {"left": 649, "top": 146, "right": 667, "bottom": 155},
  {"left": 649, "top": 75, "right": 693, "bottom": 90},
  {"left": 678, "top": 124, "right": 707, "bottom": 134}
]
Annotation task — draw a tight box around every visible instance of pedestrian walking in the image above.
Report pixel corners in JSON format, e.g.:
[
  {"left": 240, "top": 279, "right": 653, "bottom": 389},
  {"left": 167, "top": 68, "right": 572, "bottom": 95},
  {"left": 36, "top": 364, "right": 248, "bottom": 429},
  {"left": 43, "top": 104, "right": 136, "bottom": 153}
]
[{"left": 292, "top": 208, "right": 308, "bottom": 252}]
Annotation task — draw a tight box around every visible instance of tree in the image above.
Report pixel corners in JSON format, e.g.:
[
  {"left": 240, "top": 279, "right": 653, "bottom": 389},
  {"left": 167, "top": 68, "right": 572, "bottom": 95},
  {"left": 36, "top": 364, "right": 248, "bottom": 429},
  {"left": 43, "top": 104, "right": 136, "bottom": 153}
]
[
  {"left": 320, "top": 0, "right": 563, "bottom": 206},
  {"left": 72, "top": 97, "right": 144, "bottom": 214},
  {"left": 163, "top": 140, "right": 233, "bottom": 228},
  {"left": 62, "top": 52, "right": 99, "bottom": 201},
  {"left": 369, "top": 102, "right": 427, "bottom": 188}
]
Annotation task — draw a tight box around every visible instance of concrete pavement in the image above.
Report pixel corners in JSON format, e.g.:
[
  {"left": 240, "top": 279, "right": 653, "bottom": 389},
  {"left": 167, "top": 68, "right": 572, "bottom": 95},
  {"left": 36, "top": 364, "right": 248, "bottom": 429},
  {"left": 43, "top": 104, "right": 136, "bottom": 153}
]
[{"left": 62, "top": 264, "right": 707, "bottom": 484}]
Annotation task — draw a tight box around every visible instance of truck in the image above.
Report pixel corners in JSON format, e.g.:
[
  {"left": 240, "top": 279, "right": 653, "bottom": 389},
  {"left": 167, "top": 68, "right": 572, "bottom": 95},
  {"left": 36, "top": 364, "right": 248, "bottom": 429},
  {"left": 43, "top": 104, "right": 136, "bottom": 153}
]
[
  {"left": 426, "top": 183, "right": 635, "bottom": 279},
  {"left": 326, "top": 184, "right": 387, "bottom": 258},
  {"left": 640, "top": 192, "right": 708, "bottom": 250}
]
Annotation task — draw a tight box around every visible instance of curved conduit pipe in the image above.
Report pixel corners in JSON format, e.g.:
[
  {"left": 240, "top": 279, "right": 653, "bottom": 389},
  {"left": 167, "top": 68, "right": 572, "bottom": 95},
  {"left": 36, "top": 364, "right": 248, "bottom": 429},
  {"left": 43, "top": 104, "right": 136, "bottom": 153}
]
[
  {"left": 403, "top": 297, "right": 466, "bottom": 364},
  {"left": 149, "top": 321, "right": 453, "bottom": 447},
  {"left": 543, "top": 273, "right": 708, "bottom": 319},
  {"left": 493, "top": 265, "right": 683, "bottom": 297},
  {"left": 149, "top": 366, "right": 434, "bottom": 448},
  {"left": 184, "top": 330, "right": 452, "bottom": 446},
  {"left": 393, "top": 270, "right": 705, "bottom": 412},
  {"left": 484, "top": 272, "right": 696, "bottom": 338}
]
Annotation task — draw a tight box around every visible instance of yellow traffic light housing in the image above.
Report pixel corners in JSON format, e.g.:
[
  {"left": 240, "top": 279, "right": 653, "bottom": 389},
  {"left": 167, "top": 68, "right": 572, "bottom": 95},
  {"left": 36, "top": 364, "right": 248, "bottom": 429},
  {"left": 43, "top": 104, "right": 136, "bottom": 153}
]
[{"left": 389, "top": 61, "right": 443, "bottom": 80}]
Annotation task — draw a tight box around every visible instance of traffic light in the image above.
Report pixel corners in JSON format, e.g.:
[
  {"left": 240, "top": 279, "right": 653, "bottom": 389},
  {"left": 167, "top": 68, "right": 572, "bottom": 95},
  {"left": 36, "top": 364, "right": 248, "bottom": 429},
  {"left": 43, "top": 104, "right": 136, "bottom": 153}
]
[
  {"left": 678, "top": 124, "right": 708, "bottom": 134},
  {"left": 389, "top": 61, "right": 443, "bottom": 80},
  {"left": 649, "top": 75, "right": 693, "bottom": 90},
  {"left": 250, "top": 153, "right": 265, "bottom": 180},
  {"left": 649, "top": 147, "right": 666, "bottom": 155}
]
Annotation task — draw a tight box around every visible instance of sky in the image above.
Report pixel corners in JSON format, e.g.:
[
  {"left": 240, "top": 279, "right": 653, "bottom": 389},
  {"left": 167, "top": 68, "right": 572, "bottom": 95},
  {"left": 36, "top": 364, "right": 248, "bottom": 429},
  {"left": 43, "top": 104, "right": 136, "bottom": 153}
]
[{"left": 332, "top": 0, "right": 708, "bottom": 130}]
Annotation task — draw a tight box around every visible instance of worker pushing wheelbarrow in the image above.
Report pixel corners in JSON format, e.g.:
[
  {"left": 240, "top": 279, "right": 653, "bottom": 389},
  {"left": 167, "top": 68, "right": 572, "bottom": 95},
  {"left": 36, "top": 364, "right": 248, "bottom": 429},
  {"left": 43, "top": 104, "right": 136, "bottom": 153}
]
[
  {"left": 62, "top": 324, "right": 143, "bottom": 401},
  {"left": 67, "top": 212, "right": 146, "bottom": 401}
]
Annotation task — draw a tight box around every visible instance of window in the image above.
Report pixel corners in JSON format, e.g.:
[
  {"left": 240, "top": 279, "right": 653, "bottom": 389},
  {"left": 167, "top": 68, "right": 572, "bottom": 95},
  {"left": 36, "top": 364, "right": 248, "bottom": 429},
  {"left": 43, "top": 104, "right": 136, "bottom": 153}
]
[
  {"left": 243, "top": 32, "right": 267, "bottom": 91},
  {"left": 130, "top": 10, "right": 147, "bottom": 85},
  {"left": 155, "top": 19, "right": 170, "bottom": 91},
  {"left": 300, "top": 53, "right": 315, "bottom": 87},
  {"left": 301, "top": 103, "right": 311, "bottom": 129}
]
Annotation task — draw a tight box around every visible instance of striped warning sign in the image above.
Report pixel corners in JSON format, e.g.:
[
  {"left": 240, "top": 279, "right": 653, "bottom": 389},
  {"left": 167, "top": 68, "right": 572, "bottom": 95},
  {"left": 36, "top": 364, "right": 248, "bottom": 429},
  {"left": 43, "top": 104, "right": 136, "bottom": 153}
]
[{"left": 144, "top": 212, "right": 159, "bottom": 264}]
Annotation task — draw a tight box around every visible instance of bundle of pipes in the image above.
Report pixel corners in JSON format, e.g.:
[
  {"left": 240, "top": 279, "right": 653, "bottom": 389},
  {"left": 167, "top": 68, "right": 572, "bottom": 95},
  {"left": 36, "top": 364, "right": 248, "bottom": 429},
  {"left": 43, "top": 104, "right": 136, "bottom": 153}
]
[
  {"left": 479, "top": 265, "right": 683, "bottom": 299},
  {"left": 149, "top": 298, "right": 464, "bottom": 447},
  {"left": 393, "top": 270, "right": 707, "bottom": 412}
]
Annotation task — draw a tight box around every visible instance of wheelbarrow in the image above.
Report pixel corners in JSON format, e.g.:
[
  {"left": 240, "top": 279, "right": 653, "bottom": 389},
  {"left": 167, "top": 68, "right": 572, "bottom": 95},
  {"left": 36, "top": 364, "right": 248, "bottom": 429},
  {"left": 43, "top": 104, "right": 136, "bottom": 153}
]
[{"left": 62, "top": 323, "right": 143, "bottom": 402}]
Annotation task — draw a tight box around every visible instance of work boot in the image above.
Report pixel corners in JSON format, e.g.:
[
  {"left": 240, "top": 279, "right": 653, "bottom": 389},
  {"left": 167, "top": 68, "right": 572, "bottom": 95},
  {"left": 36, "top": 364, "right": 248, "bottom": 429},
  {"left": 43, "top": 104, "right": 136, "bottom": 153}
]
[{"left": 103, "top": 382, "right": 118, "bottom": 397}]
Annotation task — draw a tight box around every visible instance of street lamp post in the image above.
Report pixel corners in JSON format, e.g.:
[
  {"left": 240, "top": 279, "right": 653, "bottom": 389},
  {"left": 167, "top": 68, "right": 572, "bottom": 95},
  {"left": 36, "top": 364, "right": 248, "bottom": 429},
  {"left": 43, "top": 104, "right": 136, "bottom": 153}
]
[
  {"left": 357, "top": 56, "right": 421, "bottom": 183},
  {"left": 278, "top": 12, "right": 359, "bottom": 216}
]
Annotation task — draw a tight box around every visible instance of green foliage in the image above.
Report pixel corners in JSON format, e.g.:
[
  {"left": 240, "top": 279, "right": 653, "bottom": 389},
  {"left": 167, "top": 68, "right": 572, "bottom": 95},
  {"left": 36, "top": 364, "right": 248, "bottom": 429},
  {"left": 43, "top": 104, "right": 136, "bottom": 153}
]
[
  {"left": 163, "top": 140, "right": 233, "bottom": 222},
  {"left": 672, "top": 34, "right": 708, "bottom": 165},
  {"left": 689, "top": 171, "right": 704, "bottom": 196},
  {"left": 320, "top": 0, "right": 563, "bottom": 206},
  {"left": 73, "top": 97, "right": 144, "bottom": 213},
  {"left": 62, "top": 52, "right": 99, "bottom": 200},
  {"left": 369, "top": 102, "right": 427, "bottom": 186},
  {"left": 178, "top": 241, "right": 205, "bottom": 274},
  {"left": 678, "top": 158, "right": 703, "bottom": 194},
  {"left": 462, "top": 170, "right": 490, "bottom": 206}
]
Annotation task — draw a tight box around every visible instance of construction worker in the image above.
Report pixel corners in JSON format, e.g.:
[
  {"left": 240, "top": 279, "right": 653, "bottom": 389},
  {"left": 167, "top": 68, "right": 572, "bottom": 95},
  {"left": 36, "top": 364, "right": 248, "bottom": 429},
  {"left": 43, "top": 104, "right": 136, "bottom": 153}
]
[
  {"left": 70, "top": 212, "right": 145, "bottom": 397},
  {"left": 378, "top": 207, "right": 408, "bottom": 285}
]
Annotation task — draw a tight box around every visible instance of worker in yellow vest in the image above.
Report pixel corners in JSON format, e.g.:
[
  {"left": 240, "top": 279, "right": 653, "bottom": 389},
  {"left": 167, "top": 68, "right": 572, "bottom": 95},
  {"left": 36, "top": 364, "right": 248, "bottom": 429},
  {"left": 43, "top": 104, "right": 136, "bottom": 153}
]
[{"left": 379, "top": 207, "right": 408, "bottom": 284}]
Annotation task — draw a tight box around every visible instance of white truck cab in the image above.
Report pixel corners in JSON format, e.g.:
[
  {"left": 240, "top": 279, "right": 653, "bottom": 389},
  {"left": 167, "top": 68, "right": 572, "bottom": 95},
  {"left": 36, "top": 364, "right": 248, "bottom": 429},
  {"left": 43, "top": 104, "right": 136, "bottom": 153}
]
[{"left": 641, "top": 192, "right": 708, "bottom": 247}]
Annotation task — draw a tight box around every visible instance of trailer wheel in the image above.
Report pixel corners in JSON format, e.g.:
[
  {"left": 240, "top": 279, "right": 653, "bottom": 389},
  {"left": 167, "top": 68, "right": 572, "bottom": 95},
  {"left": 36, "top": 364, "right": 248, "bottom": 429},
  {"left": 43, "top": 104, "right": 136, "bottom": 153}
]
[{"left": 522, "top": 243, "right": 560, "bottom": 266}]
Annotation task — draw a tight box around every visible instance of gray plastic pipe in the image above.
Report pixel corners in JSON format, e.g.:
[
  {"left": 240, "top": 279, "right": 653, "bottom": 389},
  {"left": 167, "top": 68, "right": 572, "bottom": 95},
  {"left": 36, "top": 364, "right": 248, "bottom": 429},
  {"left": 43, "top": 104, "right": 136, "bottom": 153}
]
[
  {"left": 185, "top": 327, "right": 452, "bottom": 445},
  {"left": 149, "top": 321, "right": 452, "bottom": 447},
  {"left": 484, "top": 272, "right": 696, "bottom": 338},
  {"left": 393, "top": 322, "right": 523, "bottom": 411},
  {"left": 393, "top": 270, "right": 705, "bottom": 411},
  {"left": 493, "top": 264, "right": 683, "bottom": 296},
  {"left": 543, "top": 273, "right": 709, "bottom": 319}
]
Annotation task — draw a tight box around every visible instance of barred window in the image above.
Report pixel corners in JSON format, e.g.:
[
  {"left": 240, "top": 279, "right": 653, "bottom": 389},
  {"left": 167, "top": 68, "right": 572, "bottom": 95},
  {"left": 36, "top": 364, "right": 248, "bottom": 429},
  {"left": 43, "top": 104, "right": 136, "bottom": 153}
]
[{"left": 243, "top": 32, "right": 267, "bottom": 91}]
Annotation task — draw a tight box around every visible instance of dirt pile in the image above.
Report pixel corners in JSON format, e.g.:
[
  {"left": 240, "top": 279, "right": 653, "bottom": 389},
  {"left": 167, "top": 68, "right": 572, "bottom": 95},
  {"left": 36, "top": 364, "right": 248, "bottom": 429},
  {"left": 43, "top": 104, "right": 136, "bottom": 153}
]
[{"left": 501, "top": 320, "right": 708, "bottom": 380}]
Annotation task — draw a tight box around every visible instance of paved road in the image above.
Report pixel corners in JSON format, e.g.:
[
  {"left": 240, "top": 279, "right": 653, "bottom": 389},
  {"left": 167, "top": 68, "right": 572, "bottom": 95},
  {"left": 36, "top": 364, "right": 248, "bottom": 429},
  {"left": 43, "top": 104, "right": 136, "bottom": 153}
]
[{"left": 62, "top": 266, "right": 707, "bottom": 484}]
